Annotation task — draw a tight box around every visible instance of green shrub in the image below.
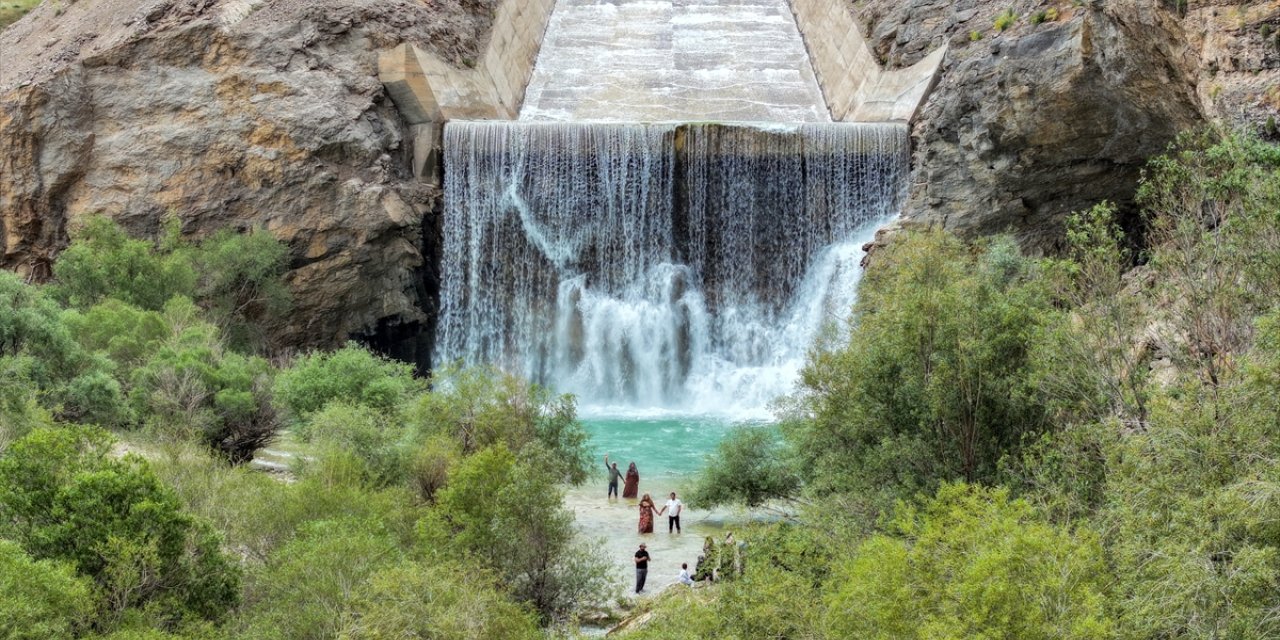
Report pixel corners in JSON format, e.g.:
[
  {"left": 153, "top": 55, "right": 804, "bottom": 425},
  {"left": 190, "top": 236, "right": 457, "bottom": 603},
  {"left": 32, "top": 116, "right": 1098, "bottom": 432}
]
[
  {"left": 0, "top": 539, "right": 96, "bottom": 639},
  {"left": 994, "top": 9, "right": 1018, "bottom": 31},
  {"left": 969, "top": 29, "right": 983, "bottom": 41},
  {"left": 337, "top": 563, "right": 540, "bottom": 639},
  {"left": 193, "top": 228, "right": 291, "bottom": 351},
  {"left": 0, "top": 426, "right": 240, "bottom": 630},
  {"left": 54, "top": 216, "right": 198, "bottom": 312},
  {"left": 421, "top": 444, "right": 616, "bottom": 621},
  {"left": 686, "top": 426, "right": 798, "bottom": 508},
  {"left": 273, "top": 344, "right": 422, "bottom": 427},
  {"left": 1030, "top": 10, "right": 1047, "bottom": 24},
  {"left": 826, "top": 483, "right": 1113, "bottom": 639},
  {"left": 783, "top": 231, "right": 1049, "bottom": 508},
  {"left": 413, "top": 365, "right": 590, "bottom": 484}
]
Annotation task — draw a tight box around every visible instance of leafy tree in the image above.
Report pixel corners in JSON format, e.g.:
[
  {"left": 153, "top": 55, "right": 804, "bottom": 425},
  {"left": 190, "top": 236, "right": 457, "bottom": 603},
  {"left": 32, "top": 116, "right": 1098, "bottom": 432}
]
[
  {"left": 0, "top": 538, "right": 96, "bottom": 639},
  {"left": 826, "top": 483, "right": 1113, "bottom": 640},
  {"left": 0, "top": 426, "right": 240, "bottom": 630},
  {"left": 686, "top": 426, "right": 799, "bottom": 508},
  {"left": 53, "top": 216, "right": 197, "bottom": 312},
  {"left": 784, "top": 231, "right": 1048, "bottom": 507},
  {"left": 421, "top": 443, "right": 615, "bottom": 621},
  {"left": 304, "top": 402, "right": 411, "bottom": 488},
  {"left": 0, "top": 270, "right": 88, "bottom": 390},
  {"left": 193, "top": 228, "right": 291, "bottom": 351}
]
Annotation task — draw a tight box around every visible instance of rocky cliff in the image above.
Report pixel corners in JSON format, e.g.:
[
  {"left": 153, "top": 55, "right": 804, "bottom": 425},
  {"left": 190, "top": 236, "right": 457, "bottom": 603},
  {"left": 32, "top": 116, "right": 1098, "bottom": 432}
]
[
  {"left": 0, "top": 0, "right": 498, "bottom": 357},
  {"left": 852, "top": 0, "right": 1279, "bottom": 252}
]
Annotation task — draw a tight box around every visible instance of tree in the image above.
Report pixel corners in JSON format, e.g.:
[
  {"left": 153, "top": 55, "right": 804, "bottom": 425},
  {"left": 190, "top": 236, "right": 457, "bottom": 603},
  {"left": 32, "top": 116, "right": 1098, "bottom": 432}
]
[
  {"left": 785, "top": 231, "right": 1048, "bottom": 507},
  {"left": 685, "top": 426, "right": 799, "bottom": 508},
  {"left": 0, "top": 426, "right": 240, "bottom": 631},
  {"left": 421, "top": 444, "right": 615, "bottom": 621},
  {"left": 193, "top": 228, "right": 292, "bottom": 352}
]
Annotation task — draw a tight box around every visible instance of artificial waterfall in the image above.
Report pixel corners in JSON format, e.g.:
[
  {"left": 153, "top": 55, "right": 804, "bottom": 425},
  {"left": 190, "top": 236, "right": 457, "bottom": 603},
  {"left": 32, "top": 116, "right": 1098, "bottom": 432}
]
[{"left": 436, "top": 121, "right": 909, "bottom": 416}]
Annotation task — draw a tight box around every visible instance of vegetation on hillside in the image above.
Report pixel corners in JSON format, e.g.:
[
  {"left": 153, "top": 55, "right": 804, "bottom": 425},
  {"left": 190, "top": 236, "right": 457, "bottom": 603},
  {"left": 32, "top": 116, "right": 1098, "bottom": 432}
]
[
  {"left": 6, "top": 127, "right": 1280, "bottom": 638},
  {"left": 663, "top": 128, "right": 1280, "bottom": 639},
  {"left": 0, "top": 217, "right": 613, "bottom": 637}
]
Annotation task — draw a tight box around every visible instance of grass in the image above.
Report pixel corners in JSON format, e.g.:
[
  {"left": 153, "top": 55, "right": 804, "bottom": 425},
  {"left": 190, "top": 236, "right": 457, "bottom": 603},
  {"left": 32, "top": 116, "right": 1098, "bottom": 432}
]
[{"left": 0, "top": 0, "right": 42, "bottom": 30}]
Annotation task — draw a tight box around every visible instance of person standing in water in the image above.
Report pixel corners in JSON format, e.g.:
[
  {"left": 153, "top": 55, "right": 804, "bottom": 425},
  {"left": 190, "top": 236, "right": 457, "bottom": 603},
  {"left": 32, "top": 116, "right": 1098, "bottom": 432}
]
[
  {"left": 634, "top": 543, "right": 651, "bottom": 594},
  {"left": 604, "top": 454, "right": 624, "bottom": 499},
  {"left": 637, "top": 493, "right": 659, "bottom": 534},
  {"left": 661, "top": 491, "right": 683, "bottom": 533},
  {"left": 622, "top": 462, "right": 640, "bottom": 499}
]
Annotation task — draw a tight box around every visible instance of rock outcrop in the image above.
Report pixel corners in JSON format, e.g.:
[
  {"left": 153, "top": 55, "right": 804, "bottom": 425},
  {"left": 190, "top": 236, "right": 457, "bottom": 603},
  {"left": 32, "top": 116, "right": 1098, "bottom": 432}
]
[
  {"left": 0, "top": 0, "right": 498, "bottom": 355},
  {"left": 848, "top": 0, "right": 1215, "bottom": 252}
]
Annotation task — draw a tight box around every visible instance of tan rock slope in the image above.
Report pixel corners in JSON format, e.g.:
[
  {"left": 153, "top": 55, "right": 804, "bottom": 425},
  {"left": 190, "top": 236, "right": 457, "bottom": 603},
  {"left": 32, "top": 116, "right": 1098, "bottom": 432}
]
[{"left": 1, "top": 0, "right": 498, "bottom": 354}]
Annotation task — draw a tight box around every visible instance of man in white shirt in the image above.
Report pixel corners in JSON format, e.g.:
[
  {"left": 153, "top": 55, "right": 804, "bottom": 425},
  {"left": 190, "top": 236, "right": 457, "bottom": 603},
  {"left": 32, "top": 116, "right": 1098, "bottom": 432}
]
[
  {"left": 678, "top": 562, "right": 694, "bottom": 586},
  {"left": 661, "top": 491, "right": 683, "bottom": 533}
]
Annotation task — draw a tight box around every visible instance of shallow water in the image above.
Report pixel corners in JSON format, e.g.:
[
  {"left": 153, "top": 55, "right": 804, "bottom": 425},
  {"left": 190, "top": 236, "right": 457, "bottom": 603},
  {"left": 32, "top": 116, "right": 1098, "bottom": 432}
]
[{"left": 569, "top": 415, "right": 772, "bottom": 596}]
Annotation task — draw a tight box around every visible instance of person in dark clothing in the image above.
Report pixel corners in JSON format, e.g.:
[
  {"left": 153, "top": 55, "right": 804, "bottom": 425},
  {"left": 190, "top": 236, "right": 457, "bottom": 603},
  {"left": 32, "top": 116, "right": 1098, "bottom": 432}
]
[
  {"left": 634, "top": 543, "right": 650, "bottom": 594},
  {"left": 604, "top": 454, "right": 624, "bottom": 498}
]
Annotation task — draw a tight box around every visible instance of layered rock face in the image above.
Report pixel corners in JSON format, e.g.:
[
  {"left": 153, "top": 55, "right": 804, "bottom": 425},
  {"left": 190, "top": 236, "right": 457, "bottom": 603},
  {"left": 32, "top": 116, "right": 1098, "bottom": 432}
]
[
  {"left": 0, "top": 0, "right": 497, "bottom": 353},
  {"left": 848, "top": 0, "right": 1216, "bottom": 251}
]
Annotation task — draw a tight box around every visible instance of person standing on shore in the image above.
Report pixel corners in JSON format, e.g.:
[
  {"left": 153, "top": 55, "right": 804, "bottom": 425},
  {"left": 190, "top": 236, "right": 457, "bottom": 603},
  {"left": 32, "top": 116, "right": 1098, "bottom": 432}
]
[
  {"left": 634, "top": 543, "right": 651, "bottom": 594},
  {"left": 604, "top": 454, "right": 624, "bottom": 499},
  {"left": 661, "top": 491, "right": 683, "bottom": 533}
]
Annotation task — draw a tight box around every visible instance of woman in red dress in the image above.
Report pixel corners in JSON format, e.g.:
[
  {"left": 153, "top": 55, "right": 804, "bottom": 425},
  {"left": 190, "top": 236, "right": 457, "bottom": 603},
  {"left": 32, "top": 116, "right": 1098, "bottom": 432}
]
[
  {"left": 638, "top": 493, "right": 659, "bottom": 534},
  {"left": 622, "top": 462, "right": 640, "bottom": 499}
]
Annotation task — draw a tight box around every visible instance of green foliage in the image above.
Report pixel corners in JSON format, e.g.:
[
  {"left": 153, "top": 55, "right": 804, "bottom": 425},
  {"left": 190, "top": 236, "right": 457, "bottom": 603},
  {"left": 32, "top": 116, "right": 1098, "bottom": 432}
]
[
  {"left": 0, "top": 270, "right": 89, "bottom": 390},
  {"left": 52, "top": 216, "right": 291, "bottom": 351},
  {"left": 54, "top": 216, "right": 197, "bottom": 312},
  {"left": 421, "top": 444, "right": 615, "bottom": 621},
  {"left": 237, "top": 518, "right": 404, "bottom": 640},
  {"left": 969, "top": 29, "right": 983, "bottom": 42},
  {"left": 785, "top": 231, "right": 1048, "bottom": 508},
  {"left": 193, "top": 228, "right": 291, "bottom": 351},
  {"left": 304, "top": 402, "right": 410, "bottom": 487},
  {"left": 994, "top": 9, "right": 1017, "bottom": 31},
  {"left": 337, "top": 563, "right": 541, "bottom": 640},
  {"left": 826, "top": 483, "right": 1113, "bottom": 640},
  {"left": 0, "top": 426, "right": 240, "bottom": 631},
  {"left": 414, "top": 365, "right": 591, "bottom": 485},
  {"left": 274, "top": 344, "right": 422, "bottom": 428},
  {"left": 686, "top": 426, "right": 798, "bottom": 508},
  {"left": 0, "top": 539, "right": 96, "bottom": 639},
  {"left": 1030, "top": 10, "right": 1047, "bottom": 24},
  {"left": 626, "top": 564, "right": 825, "bottom": 640}
]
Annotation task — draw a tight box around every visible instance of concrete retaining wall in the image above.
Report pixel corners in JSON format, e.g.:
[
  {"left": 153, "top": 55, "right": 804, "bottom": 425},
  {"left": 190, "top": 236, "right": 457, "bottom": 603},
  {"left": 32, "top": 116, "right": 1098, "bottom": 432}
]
[
  {"left": 378, "top": 0, "right": 556, "bottom": 178},
  {"left": 789, "top": 0, "right": 945, "bottom": 122}
]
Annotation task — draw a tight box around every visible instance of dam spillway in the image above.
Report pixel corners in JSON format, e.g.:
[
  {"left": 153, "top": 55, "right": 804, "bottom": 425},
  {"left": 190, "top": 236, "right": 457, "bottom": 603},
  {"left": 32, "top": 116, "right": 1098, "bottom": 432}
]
[
  {"left": 520, "top": 0, "right": 830, "bottom": 122},
  {"left": 437, "top": 121, "right": 908, "bottom": 415}
]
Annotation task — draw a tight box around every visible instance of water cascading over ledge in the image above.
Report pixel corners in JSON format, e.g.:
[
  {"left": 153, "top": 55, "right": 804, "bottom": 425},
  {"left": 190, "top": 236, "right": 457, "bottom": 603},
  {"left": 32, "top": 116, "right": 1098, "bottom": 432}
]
[{"left": 437, "top": 120, "right": 908, "bottom": 416}]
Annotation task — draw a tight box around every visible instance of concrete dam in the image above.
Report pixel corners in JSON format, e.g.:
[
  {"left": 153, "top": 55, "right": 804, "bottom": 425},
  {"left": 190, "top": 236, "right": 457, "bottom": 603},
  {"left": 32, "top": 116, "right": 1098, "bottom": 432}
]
[{"left": 378, "top": 0, "right": 945, "bottom": 415}]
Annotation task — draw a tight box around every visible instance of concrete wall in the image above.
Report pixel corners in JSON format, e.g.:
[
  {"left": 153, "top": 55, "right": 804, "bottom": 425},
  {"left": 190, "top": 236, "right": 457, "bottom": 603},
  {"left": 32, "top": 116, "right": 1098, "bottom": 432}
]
[
  {"left": 378, "top": 0, "right": 556, "bottom": 178},
  {"left": 789, "top": 0, "right": 945, "bottom": 122}
]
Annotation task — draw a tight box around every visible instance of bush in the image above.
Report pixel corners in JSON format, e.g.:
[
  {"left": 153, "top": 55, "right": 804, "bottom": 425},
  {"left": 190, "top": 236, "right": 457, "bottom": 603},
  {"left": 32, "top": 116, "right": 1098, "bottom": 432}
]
[
  {"left": 421, "top": 444, "right": 616, "bottom": 621},
  {"left": 305, "top": 402, "right": 410, "bottom": 487},
  {"left": 0, "top": 426, "right": 241, "bottom": 630},
  {"left": 784, "top": 231, "right": 1048, "bottom": 508},
  {"left": 994, "top": 9, "right": 1017, "bottom": 31},
  {"left": 273, "top": 344, "right": 422, "bottom": 427},
  {"left": 969, "top": 29, "right": 983, "bottom": 41},
  {"left": 337, "top": 563, "right": 541, "bottom": 639},
  {"left": 193, "top": 228, "right": 291, "bottom": 351},
  {"left": 54, "top": 216, "right": 197, "bottom": 312},
  {"left": 0, "top": 539, "right": 96, "bottom": 639},
  {"left": 685, "top": 426, "right": 799, "bottom": 508},
  {"left": 826, "top": 483, "right": 1113, "bottom": 639},
  {"left": 414, "top": 365, "right": 591, "bottom": 485}
]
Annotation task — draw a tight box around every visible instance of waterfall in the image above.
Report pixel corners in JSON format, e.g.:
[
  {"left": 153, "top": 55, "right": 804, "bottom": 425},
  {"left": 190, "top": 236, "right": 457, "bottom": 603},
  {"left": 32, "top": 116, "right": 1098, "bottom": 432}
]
[{"left": 438, "top": 121, "right": 908, "bottom": 418}]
